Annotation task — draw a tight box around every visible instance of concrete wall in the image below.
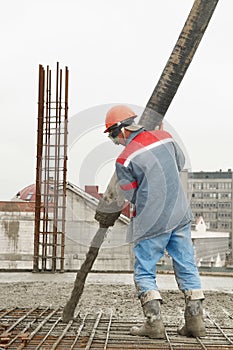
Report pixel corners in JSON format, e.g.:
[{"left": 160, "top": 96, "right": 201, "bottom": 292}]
[
  {"left": 0, "top": 202, "right": 34, "bottom": 269},
  {"left": 0, "top": 188, "right": 134, "bottom": 271},
  {"left": 65, "top": 186, "right": 134, "bottom": 271}
]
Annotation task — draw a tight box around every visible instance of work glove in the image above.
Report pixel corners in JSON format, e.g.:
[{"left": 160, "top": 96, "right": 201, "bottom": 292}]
[{"left": 95, "top": 198, "right": 123, "bottom": 228}]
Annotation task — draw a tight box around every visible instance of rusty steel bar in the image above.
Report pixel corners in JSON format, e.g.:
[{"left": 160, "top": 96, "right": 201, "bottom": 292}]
[
  {"left": 16, "top": 308, "right": 60, "bottom": 350},
  {"left": 196, "top": 337, "right": 209, "bottom": 350},
  {"left": 61, "top": 66, "right": 69, "bottom": 272},
  {"left": 1, "top": 308, "right": 233, "bottom": 349},
  {"left": 55, "top": 67, "right": 62, "bottom": 271},
  {"left": 6, "top": 308, "right": 50, "bottom": 349},
  {"left": 44, "top": 66, "right": 53, "bottom": 271},
  {"left": 3, "top": 308, "right": 37, "bottom": 334},
  {"left": 103, "top": 310, "right": 113, "bottom": 350},
  {"left": 33, "top": 65, "right": 45, "bottom": 272},
  {"left": 206, "top": 312, "right": 233, "bottom": 345},
  {"left": 85, "top": 310, "right": 103, "bottom": 350},
  {"left": 33, "top": 63, "right": 68, "bottom": 272},
  {"left": 50, "top": 320, "right": 73, "bottom": 350},
  {"left": 41, "top": 65, "right": 51, "bottom": 271},
  {"left": 56, "top": 67, "right": 63, "bottom": 271},
  {"left": 34, "top": 316, "right": 61, "bottom": 350},
  {"left": 50, "top": 311, "right": 80, "bottom": 350},
  {"left": 41, "top": 65, "right": 48, "bottom": 271},
  {"left": 69, "top": 312, "right": 88, "bottom": 350},
  {"left": 165, "top": 329, "right": 175, "bottom": 350},
  {"left": 51, "top": 61, "right": 60, "bottom": 272},
  {"left": 0, "top": 309, "right": 15, "bottom": 320}
]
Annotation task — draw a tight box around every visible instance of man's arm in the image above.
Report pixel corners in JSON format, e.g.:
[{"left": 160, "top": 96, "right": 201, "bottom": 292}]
[
  {"left": 115, "top": 162, "right": 138, "bottom": 203},
  {"left": 173, "top": 141, "right": 185, "bottom": 172}
]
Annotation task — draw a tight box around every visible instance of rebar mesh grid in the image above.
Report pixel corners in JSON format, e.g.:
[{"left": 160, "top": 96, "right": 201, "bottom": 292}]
[{"left": 0, "top": 307, "right": 233, "bottom": 349}]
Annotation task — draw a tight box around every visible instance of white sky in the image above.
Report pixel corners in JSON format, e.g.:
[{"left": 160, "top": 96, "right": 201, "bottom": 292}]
[{"left": 0, "top": 0, "right": 232, "bottom": 200}]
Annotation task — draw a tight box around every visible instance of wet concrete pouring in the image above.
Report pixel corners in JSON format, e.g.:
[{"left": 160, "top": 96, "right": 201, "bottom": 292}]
[{"left": 0, "top": 276, "right": 233, "bottom": 349}]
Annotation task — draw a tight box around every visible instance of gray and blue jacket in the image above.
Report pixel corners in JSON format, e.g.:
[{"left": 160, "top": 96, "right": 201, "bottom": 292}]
[{"left": 115, "top": 128, "right": 192, "bottom": 242}]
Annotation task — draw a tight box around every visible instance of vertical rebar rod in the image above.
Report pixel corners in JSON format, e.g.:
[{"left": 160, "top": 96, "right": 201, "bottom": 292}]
[
  {"left": 51, "top": 62, "right": 60, "bottom": 272},
  {"left": 61, "top": 66, "right": 69, "bottom": 272},
  {"left": 33, "top": 65, "right": 44, "bottom": 272},
  {"left": 34, "top": 62, "right": 68, "bottom": 272},
  {"left": 55, "top": 67, "right": 62, "bottom": 270},
  {"left": 41, "top": 66, "right": 48, "bottom": 271},
  {"left": 42, "top": 65, "right": 51, "bottom": 271},
  {"left": 46, "top": 68, "right": 52, "bottom": 271}
]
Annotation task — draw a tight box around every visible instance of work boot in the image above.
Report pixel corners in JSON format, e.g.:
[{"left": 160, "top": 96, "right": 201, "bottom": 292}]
[
  {"left": 130, "top": 290, "right": 165, "bottom": 339},
  {"left": 178, "top": 290, "right": 206, "bottom": 337}
]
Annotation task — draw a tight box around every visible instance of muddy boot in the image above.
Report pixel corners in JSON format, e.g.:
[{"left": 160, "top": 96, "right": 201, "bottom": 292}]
[
  {"left": 178, "top": 290, "right": 206, "bottom": 337},
  {"left": 130, "top": 290, "right": 165, "bottom": 339}
]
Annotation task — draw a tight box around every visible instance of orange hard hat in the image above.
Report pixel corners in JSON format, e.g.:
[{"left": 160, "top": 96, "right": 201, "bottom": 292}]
[{"left": 104, "top": 105, "right": 137, "bottom": 133}]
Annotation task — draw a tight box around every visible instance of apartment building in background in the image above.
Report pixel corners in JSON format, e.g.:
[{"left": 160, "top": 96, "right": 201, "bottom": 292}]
[{"left": 181, "top": 169, "right": 233, "bottom": 264}]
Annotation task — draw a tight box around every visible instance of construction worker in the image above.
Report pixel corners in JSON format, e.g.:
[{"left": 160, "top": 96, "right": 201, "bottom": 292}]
[{"left": 95, "top": 105, "right": 206, "bottom": 339}]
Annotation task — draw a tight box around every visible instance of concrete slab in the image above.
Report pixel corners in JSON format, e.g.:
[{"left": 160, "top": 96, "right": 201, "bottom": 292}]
[{"left": 0, "top": 272, "right": 232, "bottom": 292}]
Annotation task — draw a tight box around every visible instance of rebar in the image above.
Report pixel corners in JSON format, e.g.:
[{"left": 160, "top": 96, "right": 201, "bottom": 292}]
[
  {"left": 1, "top": 307, "right": 233, "bottom": 349},
  {"left": 33, "top": 62, "right": 69, "bottom": 272}
]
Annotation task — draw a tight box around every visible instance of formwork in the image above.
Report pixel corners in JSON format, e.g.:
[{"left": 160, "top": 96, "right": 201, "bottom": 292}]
[{"left": 0, "top": 307, "right": 233, "bottom": 349}]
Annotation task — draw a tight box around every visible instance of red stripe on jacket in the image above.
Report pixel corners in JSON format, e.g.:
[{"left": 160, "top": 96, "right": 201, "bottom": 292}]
[
  {"left": 116, "top": 130, "right": 172, "bottom": 165},
  {"left": 120, "top": 180, "right": 138, "bottom": 191}
]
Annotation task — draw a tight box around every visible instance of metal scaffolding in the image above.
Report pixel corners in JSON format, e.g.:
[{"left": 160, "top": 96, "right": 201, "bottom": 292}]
[{"left": 33, "top": 63, "right": 69, "bottom": 272}]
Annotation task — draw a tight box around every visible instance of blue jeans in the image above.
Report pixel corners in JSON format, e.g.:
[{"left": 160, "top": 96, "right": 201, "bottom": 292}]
[{"left": 134, "top": 223, "right": 201, "bottom": 296}]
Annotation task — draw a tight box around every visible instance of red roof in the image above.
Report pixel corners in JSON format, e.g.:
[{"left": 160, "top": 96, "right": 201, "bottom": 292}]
[{"left": 17, "top": 184, "right": 36, "bottom": 202}]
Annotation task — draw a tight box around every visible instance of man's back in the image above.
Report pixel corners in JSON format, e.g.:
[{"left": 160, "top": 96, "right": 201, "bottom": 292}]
[{"left": 116, "top": 129, "right": 192, "bottom": 242}]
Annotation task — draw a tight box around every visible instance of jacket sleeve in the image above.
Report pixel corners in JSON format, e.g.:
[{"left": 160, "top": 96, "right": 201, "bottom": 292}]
[
  {"left": 173, "top": 141, "right": 185, "bottom": 172},
  {"left": 115, "top": 161, "right": 138, "bottom": 203}
]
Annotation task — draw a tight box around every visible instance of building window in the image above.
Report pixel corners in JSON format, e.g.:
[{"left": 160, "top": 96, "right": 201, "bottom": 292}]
[
  {"left": 218, "top": 202, "right": 232, "bottom": 209},
  {"left": 218, "top": 222, "right": 231, "bottom": 230},
  {"left": 219, "top": 193, "right": 232, "bottom": 199},
  {"left": 210, "top": 222, "right": 218, "bottom": 229},
  {"left": 203, "top": 183, "right": 210, "bottom": 190},
  {"left": 203, "top": 192, "right": 217, "bottom": 199},
  {"left": 25, "top": 193, "right": 33, "bottom": 201},
  {"left": 219, "top": 182, "right": 232, "bottom": 190},
  {"left": 218, "top": 212, "right": 232, "bottom": 219},
  {"left": 193, "top": 182, "right": 202, "bottom": 190},
  {"left": 209, "top": 183, "right": 217, "bottom": 189}
]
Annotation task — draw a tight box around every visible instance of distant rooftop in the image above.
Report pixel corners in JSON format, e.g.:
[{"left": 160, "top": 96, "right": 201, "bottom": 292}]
[{"left": 189, "top": 170, "right": 232, "bottom": 179}]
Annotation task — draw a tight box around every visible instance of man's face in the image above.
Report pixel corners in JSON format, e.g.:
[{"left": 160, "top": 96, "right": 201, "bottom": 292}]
[
  {"left": 108, "top": 129, "right": 126, "bottom": 146},
  {"left": 117, "top": 131, "right": 127, "bottom": 146}
]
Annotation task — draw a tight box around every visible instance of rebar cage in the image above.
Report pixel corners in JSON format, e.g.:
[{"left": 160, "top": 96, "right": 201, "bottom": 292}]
[{"left": 33, "top": 63, "right": 69, "bottom": 272}]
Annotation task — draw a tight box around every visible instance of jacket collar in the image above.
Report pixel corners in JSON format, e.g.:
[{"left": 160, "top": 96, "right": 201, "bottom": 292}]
[{"left": 126, "top": 127, "right": 145, "bottom": 146}]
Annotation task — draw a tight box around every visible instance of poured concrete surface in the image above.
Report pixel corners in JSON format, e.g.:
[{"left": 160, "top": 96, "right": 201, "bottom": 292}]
[{"left": 0, "top": 272, "right": 232, "bottom": 291}]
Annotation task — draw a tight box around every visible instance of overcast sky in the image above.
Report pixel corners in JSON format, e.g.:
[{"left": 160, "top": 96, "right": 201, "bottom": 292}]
[{"left": 0, "top": 0, "right": 232, "bottom": 200}]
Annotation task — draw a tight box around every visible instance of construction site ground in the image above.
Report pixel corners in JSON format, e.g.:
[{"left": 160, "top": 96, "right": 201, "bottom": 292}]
[{"left": 0, "top": 272, "right": 233, "bottom": 349}]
